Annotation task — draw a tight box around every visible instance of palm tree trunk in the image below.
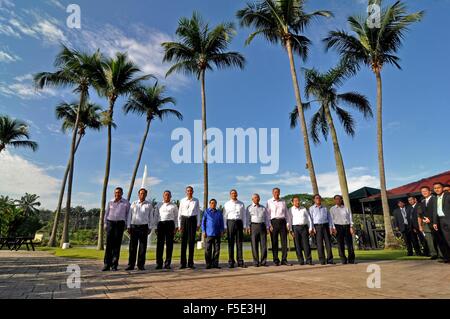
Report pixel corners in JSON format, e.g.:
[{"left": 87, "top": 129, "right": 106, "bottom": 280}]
[
  {"left": 127, "top": 119, "right": 151, "bottom": 201},
  {"left": 98, "top": 99, "right": 115, "bottom": 250},
  {"left": 375, "top": 71, "right": 398, "bottom": 249},
  {"left": 200, "top": 70, "right": 208, "bottom": 234},
  {"left": 323, "top": 105, "right": 351, "bottom": 212},
  {"left": 285, "top": 39, "right": 319, "bottom": 195},
  {"left": 48, "top": 134, "right": 82, "bottom": 247},
  {"left": 60, "top": 91, "right": 87, "bottom": 247}
]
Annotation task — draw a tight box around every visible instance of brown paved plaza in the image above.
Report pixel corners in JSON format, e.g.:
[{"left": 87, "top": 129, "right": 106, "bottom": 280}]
[{"left": 0, "top": 251, "right": 449, "bottom": 299}]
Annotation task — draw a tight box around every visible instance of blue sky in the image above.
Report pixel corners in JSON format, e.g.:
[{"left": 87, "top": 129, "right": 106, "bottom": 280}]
[{"left": 1, "top": 0, "right": 449, "bottom": 209}]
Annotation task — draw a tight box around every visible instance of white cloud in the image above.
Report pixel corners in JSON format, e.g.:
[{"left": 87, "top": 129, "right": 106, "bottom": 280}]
[
  {"left": 72, "top": 24, "right": 188, "bottom": 88},
  {"left": 0, "top": 151, "right": 60, "bottom": 209},
  {"left": 47, "top": 0, "right": 65, "bottom": 10},
  {"left": 0, "top": 49, "right": 20, "bottom": 63},
  {"left": 0, "top": 78, "right": 58, "bottom": 100},
  {"left": 14, "top": 74, "right": 33, "bottom": 82},
  {"left": 236, "top": 175, "right": 256, "bottom": 182}
]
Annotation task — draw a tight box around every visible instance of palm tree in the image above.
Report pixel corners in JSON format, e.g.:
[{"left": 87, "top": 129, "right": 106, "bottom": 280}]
[
  {"left": 324, "top": 0, "right": 424, "bottom": 248},
  {"left": 34, "top": 45, "right": 103, "bottom": 247},
  {"left": 47, "top": 102, "right": 103, "bottom": 247},
  {"left": 290, "top": 62, "right": 372, "bottom": 213},
  {"left": 96, "top": 52, "right": 152, "bottom": 250},
  {"left": 162, "top": 12, "right": 246, "bottom": 213},
  {"left": 14, "top": 193, "right": 41, "bottom": 216},
  {"left": 0, "top": 115, "right": 38, "bottom": 154},
  {"left": 237, "top": 0, "right": 332, "bottom": 195},
  {"left": 124, "top": 83, "right": 183, "bottom": 201}
]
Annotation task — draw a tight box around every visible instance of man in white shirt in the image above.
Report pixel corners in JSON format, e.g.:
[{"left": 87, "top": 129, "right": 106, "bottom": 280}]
[
  {"left": 126, "top": 188, "right": 154, "bottom": 271},
  {"left": 266, "top": 188, "right": 291, "bottom": 266},
  {"left": 246, "top": 194, "right": 270, "bottom": 267},
  {"left": 178, "top": 186, "right": 201, "bottom": 269},
  {"left": 223, "top": 189, "right": 247, "bottom": 268},
  {"left": 287, "top": 196, "right": 314, "bottom": 265},
  {"left": 155, "top": 191, "right": 179, "bottom": 270},
  {"left": 330, "top": 195, "right": 355, "bottom": 264}
]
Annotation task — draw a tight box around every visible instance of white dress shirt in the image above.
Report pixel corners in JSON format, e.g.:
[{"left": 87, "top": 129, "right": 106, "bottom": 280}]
[
  {"left": 127, "top": 200, "right": 154, "bottom": 228},
  {"left": 266, "top": 198, "right": 288, "bottom": 220},
  {"left": 178, "top": 197, "right": 201, "bottom": 227},
  {"left": 155, "top": 202, "right": 179, "bottom": 228},
  {"left": 330, "top": 205, "right": 354, "bottom": 226},
  {"left": 246, "top": 204, "right": 270, "bottom": 228},
  {"left": 223, "top": 200, "right": 247, "bottom": 228},
  {"left": 287, "top": 206, "right": 313, "bottom": 231}
]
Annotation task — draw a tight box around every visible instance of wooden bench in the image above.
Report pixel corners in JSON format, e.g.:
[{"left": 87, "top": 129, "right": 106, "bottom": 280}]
[{"left": 0, "top": 236, "right": 36, "bottom": 251}]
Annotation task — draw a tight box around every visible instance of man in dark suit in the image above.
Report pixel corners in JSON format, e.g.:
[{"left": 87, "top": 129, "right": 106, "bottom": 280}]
[
  {"left": 433, "top": 182, "right": 450, "bottom": 263},
  {"left": 393, "top": 200, "right": 414, "bottom": 256},
  {"left": 419, "top": 186, "right": 439, "bottom": 260},
  {"left": 407, "top": 196, "right": 428, "bottom": 256}
]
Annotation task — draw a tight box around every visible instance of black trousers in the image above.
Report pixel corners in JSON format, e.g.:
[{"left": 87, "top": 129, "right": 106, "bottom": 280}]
[
  {"left": 410, "top": 228, "right": 424, "bottom": 255},
  {"left": 227, "top": 220, "right": 244, "bottom": 266},
  {"left": 205, "top": 236, "right": 221, "bottom": 268},
  {"left": 416, "top": 230, "right": 429, "bottom": 256},
  {"left": 156, "top": 221, "right": 175, "bottom": 267},
  {"left": 180, "top": 216, "right": 197, "bottom": 267},
  {"left": 400, "top": 225, "right": 414, "bottom": 255},
  {"left": 104, "top": 220, "right": 125, "bottom": 268},
  {"left": 293, "top": 225, "right": 312, "bottom": 263},
  {"left": 315, "top": 223, "right": 334, "bottom": 264},
  {"left": 250, "top": 223, "right": 267, "bottom": 265},
  {"left": 335, "top": 224, "right": 355, "bottom": 263},
  {"left": 270, "top": 218, "right": 288, "bottom": 263},
  {"left": 128, "top": 224, "right": 149, "bottom": 269},
  {"left": 438, "top": 217, "right": 450, "bottom": 261}
]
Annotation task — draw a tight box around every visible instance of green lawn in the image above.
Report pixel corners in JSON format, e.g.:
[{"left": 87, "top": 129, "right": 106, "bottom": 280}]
[{"left": 37, "top": 244, "right": 427, "bottom": 262}]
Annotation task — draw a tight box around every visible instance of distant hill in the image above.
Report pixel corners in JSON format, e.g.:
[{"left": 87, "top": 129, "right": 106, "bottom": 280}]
[{"left": 282, "top": 194, "right": 335, "bottom": 208}]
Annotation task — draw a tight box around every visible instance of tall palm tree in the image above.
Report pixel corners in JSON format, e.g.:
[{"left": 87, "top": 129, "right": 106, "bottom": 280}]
[
  {"left": 14, "top": 193, "right": 41, "bottom": 216},
  {"left": 124, "top": 83, "right": 183, "bottom": 201},
  {"left": 47, "top": 102, "right": 103, "bottom": 247},
  {"left": 237, "top": 0, "right": 332, "bottom": 195},
  {"left": 96, "top": 52, "right": 152, "bottom": 250},
  {"left": 290, "top": 62, "right": 372, "bottom": 213},
  {"left": 162, "top": 12, "right": 246, "bottom": 213},
  {"left": 324, "top": 0, "right": 424, "bottom": 248},
  {"left": 34, "top": 45, "right": 103, "bottom": 247},
  {"left": 0, "top": 115, "right": 38, "bottom": 154}
]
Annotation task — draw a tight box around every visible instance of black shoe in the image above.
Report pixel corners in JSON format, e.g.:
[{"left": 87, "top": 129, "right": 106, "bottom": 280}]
[
  {"left": 138, "top": 266, "right": 145, "bottom": 271},
  {"left": 438, "top": 260, "right": 450, "bottom": 264},
  {"left": 102, "top": 265, "right": 111, "bottom": 272},
  {"left": 307, "top": 261, "right": 314, "bottom": 266},
  {"left": 112, "top": 266, "right": 118, "bottom": 271},
  {"left": 228, "top": 264, "right": 235, "bottom": 269},
  {"left": 407, "top": 253, "right": 414, "bottom": 257},
  {"left": 155, "top": 265, "right": 163, "bottom": 270},
  {"left": 348, "top": 260, "right": 356, "bottom": 264},
  {"left": 164, "top": 265, "right": 172, "bottom": 270},
  {"left": 206, "top": 265, "right": 212, "bottom": 269},
  {"left": 430, "top": 256, "right": 438, "bottom": 260},
  {"left": 299, "top": 261, "right": 305, "bottom": 266},
  {"left": 281, "top": 261, "right": 292, "bottom": 266},
  {"left": 260, "top": 263, "right": 268, "bottom": 267},
  {"left": 320, "top": 262, "right": 326, "bottom": 265},
  {"left": 214, "top": 265, "right": 221, "bottom": 269},
  {"left": 125, "top": 266, "right": 134, "bottom": 271},
  {"left": 180, "top": 265, "right": 187, "bottom": 269},
  {"left": 327, "top": 261, "right": 336, "bottom": 265},
  {"left": 253, "top": 263, "right": 260, "bottom": 267},
  {"left": 238, "top": 263, "right": 247, "bottom": 268},
  {"left": 274, "top": 261, "right": 280, "bottom": 266},
  {"left": 188, "top": 265, "right": 196, "bottom": 269},
  {"left": 341, "top": 260, "right": 348, "bottom": 265}
]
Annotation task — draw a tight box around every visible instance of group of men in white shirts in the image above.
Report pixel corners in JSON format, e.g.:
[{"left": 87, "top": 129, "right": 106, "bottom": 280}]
[{"left": 102, "top": 185, "right": 355, "bottom": 272}]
